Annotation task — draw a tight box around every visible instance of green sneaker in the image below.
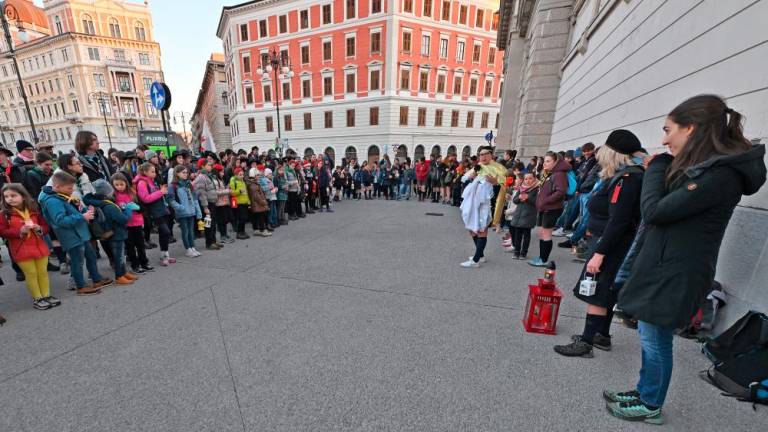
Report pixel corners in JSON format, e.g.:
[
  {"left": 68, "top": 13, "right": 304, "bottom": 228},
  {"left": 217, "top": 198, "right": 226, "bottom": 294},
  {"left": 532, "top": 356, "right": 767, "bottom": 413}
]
[
  {"left": 606, "top": 400, "right": 663, "bottom": 425},
  {"left": 602, "top": 389, "right": 640, "bottom": 403}
]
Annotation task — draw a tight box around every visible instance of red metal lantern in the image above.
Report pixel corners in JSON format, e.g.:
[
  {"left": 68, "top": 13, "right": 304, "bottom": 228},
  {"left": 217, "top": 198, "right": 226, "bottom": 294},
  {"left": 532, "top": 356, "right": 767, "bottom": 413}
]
[{"left": 522, "top": 278, "right": 563, "bottom": 335}]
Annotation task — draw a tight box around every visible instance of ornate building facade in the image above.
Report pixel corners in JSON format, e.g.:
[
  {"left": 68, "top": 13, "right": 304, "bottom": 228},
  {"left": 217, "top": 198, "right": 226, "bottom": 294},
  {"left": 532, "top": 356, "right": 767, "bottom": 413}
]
[
  {"left": 191, "top": 53, "right": 232, "bottom": 153},
  {"left": 217, "top": 0, "right": 503, "bottom": 163},
  {"left": 0, "top": 0, "right": 165, "bottom": 151}
]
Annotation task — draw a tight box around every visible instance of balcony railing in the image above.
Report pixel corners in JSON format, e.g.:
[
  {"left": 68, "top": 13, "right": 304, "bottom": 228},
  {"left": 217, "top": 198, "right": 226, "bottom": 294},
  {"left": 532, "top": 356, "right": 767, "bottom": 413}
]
[{"left": 105, "top": 57, "right": 134, "bottom": 67}]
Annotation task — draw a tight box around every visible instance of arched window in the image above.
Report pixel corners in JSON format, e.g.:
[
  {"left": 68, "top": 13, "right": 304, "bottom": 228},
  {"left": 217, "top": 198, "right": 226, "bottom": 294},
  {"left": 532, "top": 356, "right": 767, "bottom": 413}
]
[
  {"left": 109, "top": 18, "right": 121, "bottom": 38},
  {"left": 324, "top": 147, "right": 335, "bottom": 165},
  {"left": 367, "top": 145, "right": 380, "bottom": 165},
  {"left": 447, "top": 145, "right": 457, "bottom": 156},
  {"left": 462, "top": 145, "right": 471, "bottom": 159},
  {"left": 344, "top": 146, "right": 357, "bottom": 161},
  {"left": 304, "top": 147, "right": 315, "bottom": 157},
  {"left": 82, "top": 14, "right": 95, "bottom": 35},
  {"left": 134, "top": 21, "right": 146, "bottom": 41},
  {"left": 54, "top": 16, "right": 63, "bottom": 35},
  {"left": 414, "top": 145, "right": 425, "bottom": 160},
  {"left": 396, "top": 144, "right": 408, "bottom": 159},
  {"left": 430, "top": 145, "right": 441, "bottom": 158}
]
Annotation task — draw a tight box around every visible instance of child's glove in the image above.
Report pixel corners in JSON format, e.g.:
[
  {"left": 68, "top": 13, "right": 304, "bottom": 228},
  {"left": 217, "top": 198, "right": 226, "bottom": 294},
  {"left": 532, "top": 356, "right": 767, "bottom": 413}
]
[{"left": 125, "top": 202, "right": 140, "bottom": 211}]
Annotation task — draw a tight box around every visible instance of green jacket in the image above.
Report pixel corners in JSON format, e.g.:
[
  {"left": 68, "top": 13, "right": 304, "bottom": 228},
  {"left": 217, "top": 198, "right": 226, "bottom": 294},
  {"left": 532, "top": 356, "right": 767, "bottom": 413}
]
[{"left": 229, "top": 176, "right": 250, "bottom": 205}]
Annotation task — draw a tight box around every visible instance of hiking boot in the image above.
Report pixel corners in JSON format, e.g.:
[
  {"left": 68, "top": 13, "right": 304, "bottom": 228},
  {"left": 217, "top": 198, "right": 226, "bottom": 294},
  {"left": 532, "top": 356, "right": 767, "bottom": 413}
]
[
  {"left": 116, "top": 275, "right": 134, "bottom": 285},
  {"left": 206, "top": 244, "right": 221, "bottom": 251},
  {"left": 605, "top": 400, "right": 663, "bottom": 425},
  {"left": 76, "top": 286, "right": 101, "bottom": 296},
  {"left": 528, "top": 257, "right": 549, "bottom": 267},
  {"left": 571, "top": 334, "right": 612, "bottom": 351},
  {"left": 45, "top": 296, "right": 61, "bottom": 307},
  {"left": 553, "top": 340, "right": 594, "bottom": 358},
  {"left": 93, "top": 278, "right": 114, "bottom": 289},
  {"left": 603, "top": 389, "right": 640, "bottom": 404},
  {"left": 169, "top": 237, "right": 177, "bottom": 244},
  {"left": 60, "top": 262, "right": 70, "bottom": 275},
  {"left": 33, "top": 298, "right": 52, "bottom": 310}
]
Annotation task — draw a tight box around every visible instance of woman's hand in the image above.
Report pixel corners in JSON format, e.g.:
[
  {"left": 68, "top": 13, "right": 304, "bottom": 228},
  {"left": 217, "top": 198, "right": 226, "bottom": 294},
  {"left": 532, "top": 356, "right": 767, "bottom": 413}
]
[{"left": 586, "top": 253, "right": 604, "bottom": 275}]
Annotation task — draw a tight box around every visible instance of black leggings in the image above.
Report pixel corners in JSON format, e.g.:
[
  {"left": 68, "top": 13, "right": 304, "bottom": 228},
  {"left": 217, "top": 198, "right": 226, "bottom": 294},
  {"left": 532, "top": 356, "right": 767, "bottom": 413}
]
[
  {"left": 213, "top": 205, "right": 231, "bottom": 237},
  {"left": 511, "top": 227, "right": 532, "bottom": 256},
  {"left": 143, "top": 216, "right": 153, "bottom": 242},
  {"left": 320, "top": 187, "right": 330, "bottom": 208},
  {"left": 153, "top": 216, "right": 171, "bottom": 252},
  {"left": 235, "top": 205, "right": 249, "bottom": 233},
  {"left": 125, "top": 226, "right": 149, "bottom": 267},
  {"left": 251, "top": 211, "right": 268, "bottom": 231},
  {"left": 287, "top": 192, "right": 300, "bottom": 216}
]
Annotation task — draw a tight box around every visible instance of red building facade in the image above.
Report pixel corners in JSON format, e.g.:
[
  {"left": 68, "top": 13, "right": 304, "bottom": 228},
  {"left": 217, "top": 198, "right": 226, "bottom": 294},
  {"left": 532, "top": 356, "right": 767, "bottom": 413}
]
[{"left": 218, "top": 0, "right": 503, "bottom": 162}]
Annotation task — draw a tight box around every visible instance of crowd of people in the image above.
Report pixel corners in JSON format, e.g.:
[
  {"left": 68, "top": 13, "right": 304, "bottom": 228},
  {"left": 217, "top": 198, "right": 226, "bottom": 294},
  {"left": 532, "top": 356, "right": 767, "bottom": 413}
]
[
  {"left": 0, "top": 131, "right": 348, "bottom": 319},
  {"left": 455, "top": 94, "right": 766, "bottom": 424},
  {"left": 0, "top": 94, "right": 765, "bottom": 425}
]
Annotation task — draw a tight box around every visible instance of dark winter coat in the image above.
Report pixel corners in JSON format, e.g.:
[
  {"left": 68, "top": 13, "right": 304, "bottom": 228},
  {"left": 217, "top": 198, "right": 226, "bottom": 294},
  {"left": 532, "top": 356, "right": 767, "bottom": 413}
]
[
  {"left": 573, "top": 165, "right": 644, "bottom": 307},
  {"left": 535, "top": 159, "right": 570, "bottom": 211},
  {"left": 509, "top": 187, "right": 538, "bottom": 229},
  {"left": 78, "top": 153, "right": 114, "bottom": 181},
  {"left": 618, "top": 146, "right": 767, "bottom": 329},
  {"left": 83, "top": 194, "right": 134, "bottom": 242},
  {"left": 23, "top": 167, "right": 52, "bottom": 199}
]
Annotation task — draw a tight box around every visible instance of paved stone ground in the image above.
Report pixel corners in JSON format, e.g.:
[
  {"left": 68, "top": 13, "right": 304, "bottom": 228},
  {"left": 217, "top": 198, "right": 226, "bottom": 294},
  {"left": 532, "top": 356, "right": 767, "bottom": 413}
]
[{"left": 0, "top": 198, "right": 766, "bottom": 431}]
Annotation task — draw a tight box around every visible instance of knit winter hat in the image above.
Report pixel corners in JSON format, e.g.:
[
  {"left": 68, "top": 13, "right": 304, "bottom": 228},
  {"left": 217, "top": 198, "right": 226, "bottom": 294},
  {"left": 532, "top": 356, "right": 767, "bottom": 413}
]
[
  {"left": 248, "top": 168, "right": 259, "bottom": 178},
  {"left": 92, "top": 179, "right": 114, "bottom": 197},
  {"left": 145, "top": 150, "right": 157, "bottom": 160},
  {"left": 16, "top": 140, "right": 34, "bottom": 153},
  {"left": 264, "top": 168, "right": 272, "bottom": 176},
  {"left": 605, "top": 130, "right": 643, "bottom": 155}
]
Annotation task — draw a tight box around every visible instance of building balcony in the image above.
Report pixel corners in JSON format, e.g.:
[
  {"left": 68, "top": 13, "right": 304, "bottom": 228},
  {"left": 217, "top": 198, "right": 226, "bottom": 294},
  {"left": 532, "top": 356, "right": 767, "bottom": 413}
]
[
  {"left": 105, "top": 58, "right": 135, "bottom": 70},
  {"left": 65, "top": 113, "right": 83, "bottom": 123}
]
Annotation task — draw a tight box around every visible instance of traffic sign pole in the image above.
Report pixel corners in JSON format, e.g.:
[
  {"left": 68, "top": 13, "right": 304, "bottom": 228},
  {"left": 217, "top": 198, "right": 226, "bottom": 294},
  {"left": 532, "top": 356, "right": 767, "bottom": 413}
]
[
  {"left": 161, "top": 111, "right": 170, "bottom": 159},
  {"left": 151, "top": 81, "right": 172, "bottom": 159}
]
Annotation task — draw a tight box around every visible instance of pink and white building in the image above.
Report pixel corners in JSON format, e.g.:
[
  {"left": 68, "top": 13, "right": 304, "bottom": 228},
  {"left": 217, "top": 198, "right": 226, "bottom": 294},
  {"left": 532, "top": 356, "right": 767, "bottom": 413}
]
[{"left": 217, "top": 0, "right": 503, "bottom": 162}]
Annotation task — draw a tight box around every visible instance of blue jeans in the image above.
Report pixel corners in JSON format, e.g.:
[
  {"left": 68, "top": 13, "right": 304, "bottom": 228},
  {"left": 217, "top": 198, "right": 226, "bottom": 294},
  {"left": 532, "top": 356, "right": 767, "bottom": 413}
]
[
  {"left": 68, "top": 242, "right": 103, "bottom": 288},
  {"left": 570, "top": 193, "right": 592, "bottom": 243},
  {"left": 268, "top": 201, "right": 277, "bottom": 226},
  {"left": 178, "top": 216, "right": 196, "bottom": 249},
  {"left": 636, "top": 320, "right": 674, "bottom": 408},
  {"left": 398, "top": 184, "right": 410, "bottom": 199},
  {"left": 110, "top": 240, "right": 126, "bottom": 277}
]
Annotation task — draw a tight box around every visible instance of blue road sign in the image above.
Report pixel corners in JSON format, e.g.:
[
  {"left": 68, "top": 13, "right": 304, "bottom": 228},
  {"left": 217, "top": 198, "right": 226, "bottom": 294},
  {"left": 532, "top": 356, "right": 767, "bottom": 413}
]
[
  {"left": 484, "top": 131, "right": 494, "bottom": 142},
  {"left": 151, "top": 82, "right": 171, "bottom": 111}
]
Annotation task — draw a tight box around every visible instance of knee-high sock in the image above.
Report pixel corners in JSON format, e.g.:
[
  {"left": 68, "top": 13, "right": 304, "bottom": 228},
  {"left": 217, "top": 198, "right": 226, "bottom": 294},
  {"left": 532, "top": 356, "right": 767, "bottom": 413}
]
[
  {"left": 602, "top": 307, "right": 615, "bottom": 337},
  {"left": 540, "top": 240, "right": 553, "bottom": 262},
  {"left": 473, "top": 237, "right": 487, "bottom": 262},
  {"left": 581, "top": 314, "right": 605, "bottom": 344}
]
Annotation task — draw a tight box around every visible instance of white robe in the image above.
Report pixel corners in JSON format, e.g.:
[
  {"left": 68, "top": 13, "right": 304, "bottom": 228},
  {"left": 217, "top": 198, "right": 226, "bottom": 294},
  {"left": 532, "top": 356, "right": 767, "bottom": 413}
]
[{"left": 460, "top": 176, "right": 494, "bottom": 232}]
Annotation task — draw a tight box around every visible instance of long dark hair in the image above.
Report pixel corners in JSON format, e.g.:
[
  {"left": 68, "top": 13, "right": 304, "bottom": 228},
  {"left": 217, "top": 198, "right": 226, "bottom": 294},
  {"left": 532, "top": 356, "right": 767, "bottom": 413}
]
[
  {"left": 666, "top": 94, "right": 751, "bottom": 186},
  {"left": 1, "top": 183, "right": 39, "bottom": 215}
]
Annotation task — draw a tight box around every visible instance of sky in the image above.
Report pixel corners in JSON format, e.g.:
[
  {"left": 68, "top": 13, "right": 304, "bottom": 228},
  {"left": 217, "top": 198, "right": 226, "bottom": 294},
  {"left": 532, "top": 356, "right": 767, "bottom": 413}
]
[{"left": 34, "top": 0, "right": 232, "bottom": 134}]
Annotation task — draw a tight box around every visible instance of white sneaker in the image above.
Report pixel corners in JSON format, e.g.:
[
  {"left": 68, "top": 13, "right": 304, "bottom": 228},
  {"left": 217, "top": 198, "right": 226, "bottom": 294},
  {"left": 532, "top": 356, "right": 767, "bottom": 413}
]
[
  {"left": 460, "top": 259, "right": 480, "bottom": 268},
  {"left": 467, "top": 256, "right": 487, "bottom": 263},
  {"left": 503, "top": 245, "right": 516, "bottom": 253},
  {"left": 552, "top": 228, "right": 567, "bottom": 237},
  {"left": 192, "top": 248, "right": 202, "bottom": 257},
  {"left": 185, "top": 248, "right": 197, "bottom": 258},
  {"left": 261, "top": 230, "right": 272, "bottom": 237}
]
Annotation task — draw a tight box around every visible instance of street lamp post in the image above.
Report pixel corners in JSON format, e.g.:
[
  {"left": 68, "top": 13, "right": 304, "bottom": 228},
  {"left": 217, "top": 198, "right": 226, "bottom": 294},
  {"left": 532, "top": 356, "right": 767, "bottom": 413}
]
[
  {"left": 173, "top": 110, "right": 192, "bottom": 152},
  {"left": 0, "top": 2, "right": 38, "bottom": 143},
  {"left": 256, "top": 48, "right": 294, "bottom": 158},
  {"left": 88, "top": 91, "right": 113, "bottom": 149}
]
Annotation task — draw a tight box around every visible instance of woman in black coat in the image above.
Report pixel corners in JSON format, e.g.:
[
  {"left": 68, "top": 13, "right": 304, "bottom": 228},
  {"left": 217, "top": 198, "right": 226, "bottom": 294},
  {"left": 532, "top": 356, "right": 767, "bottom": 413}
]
[
  {"left": 554, "top": 131, "right": 646, "bottom": 358},
  {"left": 604, "top": 95, "right": 766, "bottom": 425}
]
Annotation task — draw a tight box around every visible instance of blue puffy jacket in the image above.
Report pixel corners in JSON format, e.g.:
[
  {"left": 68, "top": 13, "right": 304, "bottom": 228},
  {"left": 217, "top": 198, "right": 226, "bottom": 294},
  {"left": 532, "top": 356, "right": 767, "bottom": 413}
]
[
  {"left": 167, "top": 181, "right": 202, "bottom": 219},
  {"left": 82, "top": 194, "right": 134, "bottom": 242},
  {"left": 39, "top": 186, "right": 91, "bottom": 251}
]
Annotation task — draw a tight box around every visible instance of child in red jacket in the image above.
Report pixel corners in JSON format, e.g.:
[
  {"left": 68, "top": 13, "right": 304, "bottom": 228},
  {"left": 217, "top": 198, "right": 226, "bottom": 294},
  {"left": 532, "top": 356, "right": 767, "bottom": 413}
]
[{"left": 0, "top": 183, "right": 58, "bottom": 310}]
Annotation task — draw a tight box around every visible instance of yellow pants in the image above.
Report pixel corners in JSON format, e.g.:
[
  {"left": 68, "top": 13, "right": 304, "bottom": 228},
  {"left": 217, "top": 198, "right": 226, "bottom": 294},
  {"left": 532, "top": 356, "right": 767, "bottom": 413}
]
[{"left": 17, "top": 257, "right": 50, "bottom": 300}]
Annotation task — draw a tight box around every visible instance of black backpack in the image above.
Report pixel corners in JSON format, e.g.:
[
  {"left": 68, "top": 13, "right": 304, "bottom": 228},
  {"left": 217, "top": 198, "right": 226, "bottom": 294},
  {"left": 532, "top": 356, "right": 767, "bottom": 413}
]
[{"left": 700, "top": 311, "right": 768, "bottom": 407}]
